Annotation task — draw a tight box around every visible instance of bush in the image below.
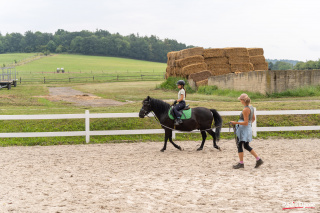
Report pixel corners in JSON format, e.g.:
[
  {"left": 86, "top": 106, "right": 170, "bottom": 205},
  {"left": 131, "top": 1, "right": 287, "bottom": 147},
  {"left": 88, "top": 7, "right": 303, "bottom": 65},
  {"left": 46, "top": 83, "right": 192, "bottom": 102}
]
[
  {"left": 197, "top": 85, "right": 218, "bottom": 95},
  {"left": 267, "top": 85, "right": 320, "bottom": 98}
]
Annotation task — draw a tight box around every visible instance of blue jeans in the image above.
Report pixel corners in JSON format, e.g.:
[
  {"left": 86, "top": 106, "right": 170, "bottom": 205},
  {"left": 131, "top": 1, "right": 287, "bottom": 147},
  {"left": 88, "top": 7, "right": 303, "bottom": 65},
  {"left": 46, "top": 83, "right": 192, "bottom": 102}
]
[{"left": 173, "top": 101, "right": 186, "bottom": 119}]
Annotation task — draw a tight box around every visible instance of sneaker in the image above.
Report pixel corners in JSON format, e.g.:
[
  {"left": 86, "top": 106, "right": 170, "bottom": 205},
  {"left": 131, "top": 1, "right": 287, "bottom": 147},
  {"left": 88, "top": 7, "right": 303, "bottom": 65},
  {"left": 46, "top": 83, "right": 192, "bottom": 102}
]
[
  {"left": 233, "top": 163, "right": 244, "bottom": 169},
  {"left": 174, "top": 119, "right": 180, "bottom": 126},
  {"left": 255, "top": 159, "right": 264, "bottom": 168},
  {"left": 178, "top": 118, "right": 183, "bottom": 124}
]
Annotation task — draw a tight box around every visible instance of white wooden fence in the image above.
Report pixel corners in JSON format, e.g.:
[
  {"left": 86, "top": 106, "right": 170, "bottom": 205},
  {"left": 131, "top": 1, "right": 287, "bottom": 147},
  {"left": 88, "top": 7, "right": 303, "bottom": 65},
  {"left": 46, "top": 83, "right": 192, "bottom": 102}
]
[{"left": 0, "top": 109, "right": 319, "bottom": 143}]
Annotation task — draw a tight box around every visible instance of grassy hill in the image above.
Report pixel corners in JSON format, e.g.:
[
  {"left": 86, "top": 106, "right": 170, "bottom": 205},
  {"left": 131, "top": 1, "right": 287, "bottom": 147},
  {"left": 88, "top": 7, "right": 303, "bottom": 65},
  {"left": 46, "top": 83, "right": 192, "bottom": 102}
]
[
  {"left": 15, "top": 54, "right": 166, "bottom": 73},
  {"left": 0, "top": 53, "right": 167, "bottom": 83},
  {"left": 0, "top": 53, "right": 38, "bottom": 67}
]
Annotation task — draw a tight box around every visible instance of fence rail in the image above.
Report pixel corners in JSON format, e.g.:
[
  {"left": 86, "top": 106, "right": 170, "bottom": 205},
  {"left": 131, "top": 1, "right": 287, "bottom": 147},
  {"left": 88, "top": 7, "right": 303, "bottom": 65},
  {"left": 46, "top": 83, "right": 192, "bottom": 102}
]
[
  {"left": 0, "top": 109, "right": 320, "bottom": 143},
  {"left": 17, "top": 74, "right": 165, "bottom": 83}
]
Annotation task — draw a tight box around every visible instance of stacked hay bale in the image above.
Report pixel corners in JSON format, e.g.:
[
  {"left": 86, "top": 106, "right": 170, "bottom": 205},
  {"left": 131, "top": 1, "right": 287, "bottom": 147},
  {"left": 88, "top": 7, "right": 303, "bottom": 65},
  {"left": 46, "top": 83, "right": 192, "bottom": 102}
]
[
  {"left": 225, "top": 48, "right": 254, "bottom": 73},
  {"left": 166, "top": 52, "right": 176, "bottom": 78},
  {"left": 165, "top": 46, "right": 268, "bottom": 87},
  {"left": 189, "top": 70, "right": 212, "bottom": 87},
  {"left": 203, "top": 48, "right": 231, "bottom": 76},
  {"left": 165, "top": 47, "right": 207, "bottom": 79},
  {"left": 248, "top": 48, "right": 268, "bottom": 70}
]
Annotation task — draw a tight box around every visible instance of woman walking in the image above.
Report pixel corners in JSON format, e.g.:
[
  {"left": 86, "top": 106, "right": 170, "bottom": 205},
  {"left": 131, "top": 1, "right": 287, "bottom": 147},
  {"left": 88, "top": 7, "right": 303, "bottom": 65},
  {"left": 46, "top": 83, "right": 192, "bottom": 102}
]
[{"left": 230, "top": 93, "right": 263, "bottom": 169}]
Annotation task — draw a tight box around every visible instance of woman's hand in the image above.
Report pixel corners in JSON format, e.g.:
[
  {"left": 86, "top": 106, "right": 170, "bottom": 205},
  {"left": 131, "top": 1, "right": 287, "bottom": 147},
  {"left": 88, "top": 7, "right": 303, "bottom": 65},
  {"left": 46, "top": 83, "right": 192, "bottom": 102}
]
[{"left": 230, "top": 121, "right": 236, "bottom": 125}]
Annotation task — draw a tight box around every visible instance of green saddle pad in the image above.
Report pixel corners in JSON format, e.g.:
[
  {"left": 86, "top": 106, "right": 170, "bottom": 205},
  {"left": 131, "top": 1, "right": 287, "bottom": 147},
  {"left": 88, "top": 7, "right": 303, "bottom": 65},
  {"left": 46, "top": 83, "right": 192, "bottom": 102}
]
[{"left": 168, "top": 108, "right": 192, "bottom": 120}]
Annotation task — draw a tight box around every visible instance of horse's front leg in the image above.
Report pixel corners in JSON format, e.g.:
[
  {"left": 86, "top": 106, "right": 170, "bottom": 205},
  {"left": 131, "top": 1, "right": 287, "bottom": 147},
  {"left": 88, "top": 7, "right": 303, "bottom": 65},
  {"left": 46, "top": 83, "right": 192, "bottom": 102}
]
[
  {"left": 160, "top": 129, "right": 170, "bottom": 152},
  {"left": 168, "top": 131, "right": 182, "bottom": 151},
  {"left": 197, "top": 131, "right": 207, "bottom": 151}
]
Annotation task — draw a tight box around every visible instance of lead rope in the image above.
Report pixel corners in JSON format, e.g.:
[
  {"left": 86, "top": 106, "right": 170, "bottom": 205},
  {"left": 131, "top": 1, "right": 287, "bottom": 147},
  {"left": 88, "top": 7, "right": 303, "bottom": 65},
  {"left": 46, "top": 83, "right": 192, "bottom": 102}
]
[{"left": 229, "top": 122, "right": 240, "bottom": 148}]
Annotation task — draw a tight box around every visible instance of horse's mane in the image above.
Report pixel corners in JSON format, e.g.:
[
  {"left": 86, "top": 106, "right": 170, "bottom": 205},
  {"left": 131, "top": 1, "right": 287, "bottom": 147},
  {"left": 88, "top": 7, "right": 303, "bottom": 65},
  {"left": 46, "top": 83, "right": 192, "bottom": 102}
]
[{"left": 149, "top": 97, "right": 170, "bottom": 112}]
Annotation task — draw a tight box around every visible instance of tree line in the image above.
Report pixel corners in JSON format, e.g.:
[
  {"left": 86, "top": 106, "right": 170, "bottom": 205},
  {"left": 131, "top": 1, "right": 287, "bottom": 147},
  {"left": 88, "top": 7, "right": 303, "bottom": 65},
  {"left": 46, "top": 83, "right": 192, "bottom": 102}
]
[
  {"left": 0, "top": 29, "right": 192, "bottom": 63},
  {"left": 267, "top": 59, "right": 320, "bottom": 70},
  {"left": 294, "top": 59, "right": 320, "bottom": 70}
]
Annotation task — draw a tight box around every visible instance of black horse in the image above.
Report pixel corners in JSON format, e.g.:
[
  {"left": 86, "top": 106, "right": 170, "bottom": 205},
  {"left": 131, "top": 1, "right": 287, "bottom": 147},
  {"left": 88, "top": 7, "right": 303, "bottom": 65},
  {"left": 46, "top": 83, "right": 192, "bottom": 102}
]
[{"left": 139, "top": 96, "right": 222, "bottom": 152}]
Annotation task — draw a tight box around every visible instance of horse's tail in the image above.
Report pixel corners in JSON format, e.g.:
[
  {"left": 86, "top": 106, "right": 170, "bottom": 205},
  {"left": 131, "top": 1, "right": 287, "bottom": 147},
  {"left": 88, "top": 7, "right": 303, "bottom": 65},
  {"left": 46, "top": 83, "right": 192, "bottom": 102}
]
[{"left": 210, "top": 109, "right": 222, "bottom": 141}]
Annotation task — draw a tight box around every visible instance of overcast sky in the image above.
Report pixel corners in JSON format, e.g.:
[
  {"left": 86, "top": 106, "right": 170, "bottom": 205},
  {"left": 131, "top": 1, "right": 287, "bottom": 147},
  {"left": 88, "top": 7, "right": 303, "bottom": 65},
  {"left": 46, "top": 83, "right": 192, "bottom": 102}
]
[{"left": 1, "top": 0, "right": 320, "bottom": 61}]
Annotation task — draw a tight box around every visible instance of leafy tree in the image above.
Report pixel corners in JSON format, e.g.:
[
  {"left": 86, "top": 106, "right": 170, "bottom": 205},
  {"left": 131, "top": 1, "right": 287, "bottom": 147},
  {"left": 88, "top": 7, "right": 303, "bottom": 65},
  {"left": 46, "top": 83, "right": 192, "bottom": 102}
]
[
  {"left": 268, "top": 62, "right": 273, "bottom": 70},
  {"left": 294, "top": 62, "right": 305, "bottom": 70},
  {"left": 46, "top": 40, "right": 56, "bottom": 52},
  {"left": 55, "top": 45, "right": 64, "bottom": 53},
  {"left": 0, "top": 29, "right": 190, "bottom": 63},
  {"left": 305, "top": 60, "right": 317, "bottom": 69},
  {"left": 273, "top": 61, "right": 292, "bottom": 70},
  {"left": 0, "top": 40, "right": 4, "bottom": 53},
  {"left": 294, "top": 59, "right": 320, "bottom": 70}
]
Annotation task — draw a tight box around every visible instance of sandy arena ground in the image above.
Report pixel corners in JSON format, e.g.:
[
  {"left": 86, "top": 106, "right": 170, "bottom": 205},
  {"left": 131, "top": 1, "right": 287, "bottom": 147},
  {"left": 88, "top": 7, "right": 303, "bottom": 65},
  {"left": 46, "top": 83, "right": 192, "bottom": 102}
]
[{"left": 0, "top": 139, "right": 319, "bottom": 212}]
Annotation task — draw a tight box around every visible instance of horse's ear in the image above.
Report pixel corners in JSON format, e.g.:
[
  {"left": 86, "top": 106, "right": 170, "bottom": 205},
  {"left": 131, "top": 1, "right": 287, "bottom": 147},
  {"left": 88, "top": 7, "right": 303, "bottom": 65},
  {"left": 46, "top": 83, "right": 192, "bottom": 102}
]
[{"left": 147, "top": 96, "right": 150, "bottom": 100}]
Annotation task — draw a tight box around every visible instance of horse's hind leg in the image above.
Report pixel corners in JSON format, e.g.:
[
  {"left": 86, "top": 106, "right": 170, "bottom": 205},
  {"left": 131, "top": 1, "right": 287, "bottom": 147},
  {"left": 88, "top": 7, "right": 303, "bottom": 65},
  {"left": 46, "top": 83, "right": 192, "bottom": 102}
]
[
  {"left": 197, "top": 131, "right": 207, "bottom": 151},
  {"left": 207, "top": 129, "right": 221, "bottom": 151}
]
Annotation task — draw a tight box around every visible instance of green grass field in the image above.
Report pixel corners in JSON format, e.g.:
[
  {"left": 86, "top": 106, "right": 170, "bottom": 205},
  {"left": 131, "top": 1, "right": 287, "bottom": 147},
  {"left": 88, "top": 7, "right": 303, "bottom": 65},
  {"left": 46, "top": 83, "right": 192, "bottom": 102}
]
[
  {"left": 0, "top": 53, "right": 38, "bottom": 67},
  {"left": 9, "top": 53, "right": 167, "bottom": 83},
  {"left": 0, "top": 53, "right": 319, "bottom": 145},
  {"left": 15, "top": 54, "right": 166, "bottom": 73}
]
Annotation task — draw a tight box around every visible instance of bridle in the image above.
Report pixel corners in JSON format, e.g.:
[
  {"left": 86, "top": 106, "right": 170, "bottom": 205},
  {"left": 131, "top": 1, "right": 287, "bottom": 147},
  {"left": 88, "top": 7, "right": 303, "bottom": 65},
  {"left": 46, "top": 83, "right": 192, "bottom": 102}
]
[{"left": 140, "top": 101, "right": 152, "bottom": 117}]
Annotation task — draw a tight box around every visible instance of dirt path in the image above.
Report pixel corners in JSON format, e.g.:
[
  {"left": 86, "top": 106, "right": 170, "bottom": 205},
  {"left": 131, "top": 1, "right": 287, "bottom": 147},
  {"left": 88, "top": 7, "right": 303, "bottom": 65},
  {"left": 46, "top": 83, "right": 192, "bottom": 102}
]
[
  {"left": 38, "top": 87, "right": 126, "bottom": 107},
  {"left": 0, "top": 139, "right": 318, "bottom": 212}
]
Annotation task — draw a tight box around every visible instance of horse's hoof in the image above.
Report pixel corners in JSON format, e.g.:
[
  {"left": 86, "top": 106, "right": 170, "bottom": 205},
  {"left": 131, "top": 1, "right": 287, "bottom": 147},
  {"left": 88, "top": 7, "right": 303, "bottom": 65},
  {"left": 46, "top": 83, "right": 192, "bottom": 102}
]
[
  {"left": 197, "top": 147, "right": 203, "bottom": 151},
  {"left": 160, "top": 149, "right": 165, "bottom": 152},
  {"left": 179, "top": 147, "right": 184, "bottom": 151},
  {"left": 215, "top": 146, "right": 221, "bottom": 151}
]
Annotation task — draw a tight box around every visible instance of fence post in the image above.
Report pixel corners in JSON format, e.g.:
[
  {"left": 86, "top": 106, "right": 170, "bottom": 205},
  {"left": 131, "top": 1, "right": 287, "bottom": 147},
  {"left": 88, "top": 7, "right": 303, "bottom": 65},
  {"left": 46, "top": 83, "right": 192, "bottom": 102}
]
[
  {"left": 44, "top": 77, "right": 45, "bottom": 84},
  {"left": 93, "top": 76, "right": 94, "bottom": 81},
  {"left": 20, "top": 77, "right": 21, "bottom": 84},
  {"left": 172, "top": 131, "right": 176, "bottom": 139},
  {"left": 252, "top": 107, "right": 257, "bottom": 137},
  {"left": 85, "top": 110, "right": 90, "bottom": 143}
]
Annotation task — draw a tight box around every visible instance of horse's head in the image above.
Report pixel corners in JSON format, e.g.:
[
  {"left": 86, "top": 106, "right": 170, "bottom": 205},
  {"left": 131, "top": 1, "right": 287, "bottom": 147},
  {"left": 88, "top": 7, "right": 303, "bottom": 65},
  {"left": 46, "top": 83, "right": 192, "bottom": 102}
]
[{"left": 139, "top": 96, "right": 152, "bottom": 118}]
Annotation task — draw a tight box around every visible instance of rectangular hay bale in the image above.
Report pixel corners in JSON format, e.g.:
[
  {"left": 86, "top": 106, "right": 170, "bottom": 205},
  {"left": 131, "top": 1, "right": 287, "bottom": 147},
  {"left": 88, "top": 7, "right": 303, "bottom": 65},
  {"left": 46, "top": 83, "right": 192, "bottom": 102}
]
[
  {"left": 253, "top": 62, "right": 269, "bottom": 71},
  {"left": 176, "top": 55, "right": 204, "bottom": 68},
  {"left": 204, "top": 57, "right": 229, "bottom": 65},
  {"left": 207, "top": 64, "right": 231, "bottom": 76},
  {"left": 167, "top": 59, "right": 176, "bottom": 67},
  {"left": 249, "top": 55, "right": 266, "bottom": 64},
  {"left": 180, "top": 47, "right": 204, "bottom": 59},
  {"left": 203, "top": 48, "right": 226, "bottom": 58},
  {"left": 230, "top": 63, "right": 254, "bottom": 73},
  {"left": 247, "top": 48, "right": 264, "bottom": 56},
  {"left": 225, "top": 47, "right": 249, "bottom": 57},
  {"left": 211, "top": 69, "right": 232, "bottom": 76},
  {"left": 181, "top": 62, "right": 207, "bottom": 76},
  {"left": 196, "top": 79, "right": 208, "bottom": 87},
  {"left": 188, "top": 70, "right": 212, "bottom": 82},
  {"left": 228, "top": 56, "right": 250, "bottom": 64},
  {"left": 167, "top": 51, "right": 177, "bottom": 59}
]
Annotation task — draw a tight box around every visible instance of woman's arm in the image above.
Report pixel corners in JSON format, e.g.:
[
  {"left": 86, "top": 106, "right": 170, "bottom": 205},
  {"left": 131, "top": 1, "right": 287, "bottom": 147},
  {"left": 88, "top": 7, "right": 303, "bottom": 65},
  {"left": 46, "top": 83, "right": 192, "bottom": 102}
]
[
  {"left": 252, "top": 113, "right": 255, "bottom": 123},
  {"left": 230, "top": 108, "right": 250, "bottom": 126}
]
